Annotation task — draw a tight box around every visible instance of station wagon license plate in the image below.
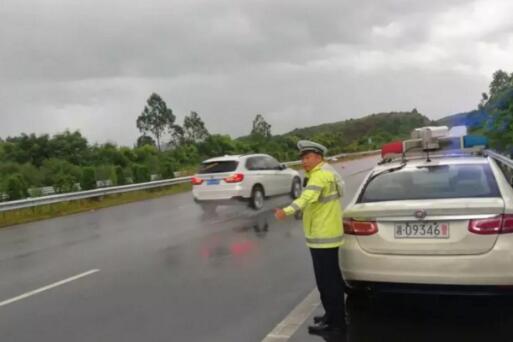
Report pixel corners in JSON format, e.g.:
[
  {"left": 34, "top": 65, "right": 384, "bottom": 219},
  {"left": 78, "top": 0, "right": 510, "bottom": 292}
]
[
  {"left": 207, "top": 179, "right": 220, "bottom": 185},
  {"left": 394, "top": 222, "right": 450, "bottom": 239}
]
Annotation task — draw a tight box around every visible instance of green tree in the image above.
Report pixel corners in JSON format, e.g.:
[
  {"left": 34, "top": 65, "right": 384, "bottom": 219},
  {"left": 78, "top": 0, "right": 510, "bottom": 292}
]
[
  {"left": 170, "top": 144, "right": 200, "bottom": 165},
  {"left": 169, "top": 124, "right": 185, "bottom": 147},
  {"left": 54, "top": 173, "right": 77, "bottom": 193},
  {"left": 136, "top": 93, "right": 176, "bottom": 151},
  {"left": 40, "top": 158, "right": 81, "bottom": 186},
  {"left": 91, "top": 143, "right": 128, "bottom": 167},
  {"left": 132, "top": 164, "right": 151, "bottom": 183},
  {"left": 198, "top": 134, "right": 237, "bottom": 158},
  {"left": 0, "top": 140, "right": 5, "bottom": 161},
  {"left": 115, "top": 166, "right": 127, "bottom": 185},
  {"left": 4, "top": 133, "right": 51, "bottom": 166},
  {"left": 251, "top": 114, "right": 272, "bottom": 138},
  {"left": 109, "top": 167, "right": 118, "bottom": 185},
  {"left": 136, "top": 135, "right": 156, "bottom": 148},
  {"left": 19, "top": 163, "right": 43, "bottom": 188},
  {"left": 160, "top": 161, "right": 176, "bottom": 179},
  {"left": 489, "top": 70, "right": 512, "bottom": 98},
  {"left": 80, "top": 167, "right": 97, "bottom": 190},
  {"left": 95, "top": 165, "right": 115, "bottom": 183},
  {"left": 483, "top": 70, "right": 513, "bottom": 151},
  {"left": 48, "top": 131, "right": 88, "bottom": 165},
  {"left": 120, "top": 147, "right": 137, "bottom": 163},
  {"left": 133, "top": 144, "right": 158, "bottom": 164},
  {"left": 183, "top": 111, "right": 209, "bottom": 143},
  {"left": 6, "top": 174, "right": 28, "bottom": 200}
]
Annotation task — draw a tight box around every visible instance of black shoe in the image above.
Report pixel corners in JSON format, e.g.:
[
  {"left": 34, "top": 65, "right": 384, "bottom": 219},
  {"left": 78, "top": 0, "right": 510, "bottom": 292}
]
[
  {"left": 313, "top": 314, "right": 327, "bottom": 324},
  {"left": 308, "top": 322, "right": 345, "bottom": 335}
]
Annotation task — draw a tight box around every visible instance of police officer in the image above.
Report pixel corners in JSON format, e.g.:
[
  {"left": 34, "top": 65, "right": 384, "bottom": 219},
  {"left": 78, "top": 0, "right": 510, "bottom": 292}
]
[{"left": 275, "top": 140, "right": 346, "bottom": 334}]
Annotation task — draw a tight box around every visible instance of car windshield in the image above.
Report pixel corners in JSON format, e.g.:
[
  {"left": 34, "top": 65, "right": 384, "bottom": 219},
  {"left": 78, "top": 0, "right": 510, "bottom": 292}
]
[
  {"left": 198, "top": 161, "right": 238, "bottom": 174},
  {"left": 359, "top": 163, "right": 501, "bottom": 203}
]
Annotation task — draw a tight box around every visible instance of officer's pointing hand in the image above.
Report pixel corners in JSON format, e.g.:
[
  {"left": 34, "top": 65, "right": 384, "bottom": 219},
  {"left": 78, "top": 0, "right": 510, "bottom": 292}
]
[{"left": 274, "top": 208, "right": 287, "bottom": 221}]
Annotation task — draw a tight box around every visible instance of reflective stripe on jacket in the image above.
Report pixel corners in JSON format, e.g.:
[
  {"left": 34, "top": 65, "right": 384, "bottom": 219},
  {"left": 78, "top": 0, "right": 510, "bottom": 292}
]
[{"left": 283, "top": 162, "right": 344, "bottom": 248}]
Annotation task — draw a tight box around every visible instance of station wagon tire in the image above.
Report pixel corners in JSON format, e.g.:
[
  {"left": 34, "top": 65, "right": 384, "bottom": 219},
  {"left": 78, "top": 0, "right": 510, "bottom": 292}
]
[
  {"left": 250, "top": 186, "right": 265, "bottom": 210},
  {"left": 290, "top": 177, "right": 302, "bottom": 199}
]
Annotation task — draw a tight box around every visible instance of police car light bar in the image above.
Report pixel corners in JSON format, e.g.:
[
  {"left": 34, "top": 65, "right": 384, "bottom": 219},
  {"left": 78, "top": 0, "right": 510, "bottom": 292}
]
[
  {"left": 380, "top": 126, "right": 489, "bottom": 161},
  {"left": 411, "top": 126, "right": 449, "bottom": 139}
]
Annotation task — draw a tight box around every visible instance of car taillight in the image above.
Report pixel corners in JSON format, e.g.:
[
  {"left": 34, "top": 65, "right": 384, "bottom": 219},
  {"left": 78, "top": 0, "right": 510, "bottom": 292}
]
[
  {"left": 191, "top": 177, "right": 204, "bottom": 185},
  {"left": 468, "top": 214, "right": 513, "bottom": 235},
  {"left": 224, "top": 173, "right": 244, "bottom": 183},
  {"left": 343, "top": 218, "right": 378, "bottom": 235},
  {"left": 502, "top": 215, "right": 513, "bottom": 234}
]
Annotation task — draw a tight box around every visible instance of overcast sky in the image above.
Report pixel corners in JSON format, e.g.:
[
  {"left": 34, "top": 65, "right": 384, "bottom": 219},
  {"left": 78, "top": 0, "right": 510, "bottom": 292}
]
[{"left": 1, "top": 0, "right": 513, "bottom": 146}]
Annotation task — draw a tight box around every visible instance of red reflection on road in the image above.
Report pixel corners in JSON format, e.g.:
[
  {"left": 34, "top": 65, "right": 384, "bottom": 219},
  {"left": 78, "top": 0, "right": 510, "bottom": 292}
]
[
  {"left": 200, "top": 237, "right": 257, "bottom": 261},
  {"left": 230, "top": 240, "right": 255, "bottom": 256}
]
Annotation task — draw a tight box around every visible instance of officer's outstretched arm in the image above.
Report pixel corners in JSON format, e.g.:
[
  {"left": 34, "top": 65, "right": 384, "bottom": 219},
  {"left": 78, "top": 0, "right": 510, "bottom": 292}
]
[{"left": 282, "top": 174, "right": 324, "bottom": 216}]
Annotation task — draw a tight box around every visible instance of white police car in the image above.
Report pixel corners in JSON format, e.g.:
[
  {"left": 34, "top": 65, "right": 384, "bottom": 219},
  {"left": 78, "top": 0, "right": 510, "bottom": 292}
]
[{"left": 340, "top": 126, "right": 513, "bottom": 295}]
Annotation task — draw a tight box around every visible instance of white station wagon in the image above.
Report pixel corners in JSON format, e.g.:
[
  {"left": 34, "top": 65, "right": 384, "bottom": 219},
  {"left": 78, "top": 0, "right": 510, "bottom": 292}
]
[
  {"left": 192, "top": 154, "right": 302, "bottom": 212},
  {"left": 340, "top": 127, "right": 513, "bottom": 295}
]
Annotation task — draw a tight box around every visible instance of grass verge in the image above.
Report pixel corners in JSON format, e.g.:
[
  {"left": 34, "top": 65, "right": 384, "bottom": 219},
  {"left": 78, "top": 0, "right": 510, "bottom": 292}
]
[{"left": 0, "top": 183, "right": 191, "bottom": 229}]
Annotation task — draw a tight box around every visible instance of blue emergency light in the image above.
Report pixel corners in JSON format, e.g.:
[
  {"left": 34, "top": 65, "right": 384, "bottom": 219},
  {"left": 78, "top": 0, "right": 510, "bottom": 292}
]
[{"left": 463, "top": 135, "right": 488, "bottom": 148}]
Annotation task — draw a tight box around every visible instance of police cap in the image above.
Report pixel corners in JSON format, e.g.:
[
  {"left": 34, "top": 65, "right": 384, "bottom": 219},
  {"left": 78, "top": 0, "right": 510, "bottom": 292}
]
[{"left": 297, "top": 140, "right": 328, "bottom": 157}]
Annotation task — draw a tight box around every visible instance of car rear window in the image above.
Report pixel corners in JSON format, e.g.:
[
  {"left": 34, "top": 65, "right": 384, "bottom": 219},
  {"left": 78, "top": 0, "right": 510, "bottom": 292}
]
[
  {"left": 359, "top": 163, "right": 501, "bottom": 203},
  {"left": 198, "top": 161, "right": 238, "bottom": 174}
]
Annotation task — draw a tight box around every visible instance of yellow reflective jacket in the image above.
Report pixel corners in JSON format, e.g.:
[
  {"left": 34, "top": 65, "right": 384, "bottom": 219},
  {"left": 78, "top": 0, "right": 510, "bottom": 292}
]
[{"left": 283, "top": 162, "right": 344, "bottom": 248}]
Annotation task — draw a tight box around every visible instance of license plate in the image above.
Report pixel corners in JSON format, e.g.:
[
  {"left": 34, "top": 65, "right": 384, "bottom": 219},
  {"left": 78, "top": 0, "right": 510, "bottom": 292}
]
[
  {"left": 207, "top": 179, "right": 220, "bottom": 185},
  {"left": 394, "top": 222, "right": 450, "bottom": 239}
]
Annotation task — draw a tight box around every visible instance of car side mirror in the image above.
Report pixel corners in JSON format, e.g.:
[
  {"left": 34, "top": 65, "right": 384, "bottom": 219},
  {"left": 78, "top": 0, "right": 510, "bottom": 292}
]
[{"left": 280, "top": 164, "right": 288, "bottom": 170}]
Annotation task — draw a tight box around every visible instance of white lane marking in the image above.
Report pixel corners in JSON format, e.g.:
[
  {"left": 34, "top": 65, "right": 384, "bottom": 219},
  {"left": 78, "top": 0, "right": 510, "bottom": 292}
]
[
  {"left": 262, "top": 289, "right": 320, "bottom": 342},
  {"left": 0, "top": 269, "right": 100, "bottom": 308}
]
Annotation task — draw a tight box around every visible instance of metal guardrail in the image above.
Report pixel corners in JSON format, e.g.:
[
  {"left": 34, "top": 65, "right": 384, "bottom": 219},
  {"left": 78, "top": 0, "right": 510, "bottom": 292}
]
[
  {"left": 0, "top": 150, "right": 380, "bottom": 213},
  {"left": 486, "top": 150, "right": 513, "bottom": 169},
  {"left": 486, "top": 150, "right": 513, "bottom": 186},
  {"left": 0, "top": 176, "right": 192, "bottom": 213}
]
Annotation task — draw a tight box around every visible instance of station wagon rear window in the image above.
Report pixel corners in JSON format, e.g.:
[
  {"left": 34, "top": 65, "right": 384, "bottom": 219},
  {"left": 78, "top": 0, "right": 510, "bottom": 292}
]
[
  {"left": 359, "top": 163, "right": 501, "bottom": 203},
  {"left": 198, "top": 161, "right": 238, "bottom": 174}
]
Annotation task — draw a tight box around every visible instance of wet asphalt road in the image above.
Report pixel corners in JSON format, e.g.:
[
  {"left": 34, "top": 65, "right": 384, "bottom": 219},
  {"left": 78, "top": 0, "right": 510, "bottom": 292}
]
[{"left": 0, "top": 156, "right": 376, "bottom": 342}]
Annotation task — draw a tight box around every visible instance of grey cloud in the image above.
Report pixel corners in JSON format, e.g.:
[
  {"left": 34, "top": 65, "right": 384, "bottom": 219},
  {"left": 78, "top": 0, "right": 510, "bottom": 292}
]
[{"left": 0, "top": 0, "right": 511, "bottom": 145}]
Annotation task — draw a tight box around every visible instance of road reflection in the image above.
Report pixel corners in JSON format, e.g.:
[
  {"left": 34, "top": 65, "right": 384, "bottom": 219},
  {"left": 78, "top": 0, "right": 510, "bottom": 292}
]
[{"left": 312, "top": 293, "right": 513, "bottom": 342}]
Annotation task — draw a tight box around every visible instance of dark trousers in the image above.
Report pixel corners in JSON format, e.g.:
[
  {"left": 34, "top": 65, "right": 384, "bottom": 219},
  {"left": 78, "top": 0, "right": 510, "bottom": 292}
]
[{"left": 310, "top": 247, "right": 346, "bottom": 324}]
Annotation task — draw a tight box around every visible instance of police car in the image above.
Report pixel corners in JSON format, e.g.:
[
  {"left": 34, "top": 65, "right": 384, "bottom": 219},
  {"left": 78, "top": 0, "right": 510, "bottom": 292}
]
[
  {"left": 340, "top": 126, "right": 513, "bottom": 295},
  {"left": 192, "top": 154, "right": 302, "bottom": 212}
]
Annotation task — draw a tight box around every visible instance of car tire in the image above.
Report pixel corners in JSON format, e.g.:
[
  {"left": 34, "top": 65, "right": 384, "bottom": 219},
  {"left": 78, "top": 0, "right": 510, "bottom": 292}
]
[
  {"left": 250, "top": 185, "right": 265, "bottom": 210},
  {"left": 290, "top": 177, "right": 302, "bottom": 199}
]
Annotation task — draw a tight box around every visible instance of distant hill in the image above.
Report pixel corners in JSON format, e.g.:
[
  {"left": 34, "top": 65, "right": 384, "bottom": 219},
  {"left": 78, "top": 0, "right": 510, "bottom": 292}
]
[{"left": 281, "top": 111, "right": 434, "bottom": 153}]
